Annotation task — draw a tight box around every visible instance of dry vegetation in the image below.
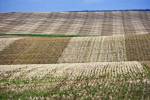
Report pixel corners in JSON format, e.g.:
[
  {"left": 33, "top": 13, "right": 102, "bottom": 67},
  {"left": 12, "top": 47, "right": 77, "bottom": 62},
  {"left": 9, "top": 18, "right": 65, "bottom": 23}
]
[
  {"left": 59, "top": 34, "right": 150, "bottom": 63},
  {"left": 0, "top": 37, "right": 70, "bottom": 64},
  {"left": 125, "top": 34, "right": 150, "bottom": 61},
  {"left": 0, "top": 61, "right": 150, "bottom": 99},
  {"left": 0, "top": 11, "right": 150, "bottom": 99},
  {"left": 0, "top": 34, "right": 149, "bottom": 65},
  {"left": 0, "top": 11, "right": 149, "bottom": 35},
  {"left": 0, "top": 37, "right": 22, "bottom": 51}
]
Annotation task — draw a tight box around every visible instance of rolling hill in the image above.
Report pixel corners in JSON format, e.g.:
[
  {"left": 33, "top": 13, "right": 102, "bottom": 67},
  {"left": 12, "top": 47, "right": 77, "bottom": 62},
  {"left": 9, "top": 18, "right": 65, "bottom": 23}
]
[{"left": 0, "top": 10, "right": 150, "bottom": 99}]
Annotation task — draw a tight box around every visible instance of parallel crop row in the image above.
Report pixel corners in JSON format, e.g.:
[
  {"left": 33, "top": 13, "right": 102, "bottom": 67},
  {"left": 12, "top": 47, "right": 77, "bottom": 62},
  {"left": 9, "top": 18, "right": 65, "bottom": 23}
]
[
  {"left": 0, "top": 61, "right": 150, "bottom": 99},
  {"left": 0, "top": 11, "right": 149, "bottom": 35}
]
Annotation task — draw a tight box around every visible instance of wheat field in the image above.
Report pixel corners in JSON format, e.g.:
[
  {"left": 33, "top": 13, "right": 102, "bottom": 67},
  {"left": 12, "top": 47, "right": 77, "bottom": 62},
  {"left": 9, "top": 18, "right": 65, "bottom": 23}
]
[
  {"left": 0, "top": 61, "right": 150, "bottom": 99},
  {"left": 0, "top": 11, "right": 150, "bottom": 99},
  {"left": 0, "top": 11, "right": 150, "bottom": 35}
]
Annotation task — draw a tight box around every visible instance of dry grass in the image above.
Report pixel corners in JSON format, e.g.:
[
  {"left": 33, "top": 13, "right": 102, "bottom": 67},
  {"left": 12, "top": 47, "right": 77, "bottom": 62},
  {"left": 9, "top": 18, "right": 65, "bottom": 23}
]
[{"left": 0, "top": 61, "right": 150, "bottom": 99}]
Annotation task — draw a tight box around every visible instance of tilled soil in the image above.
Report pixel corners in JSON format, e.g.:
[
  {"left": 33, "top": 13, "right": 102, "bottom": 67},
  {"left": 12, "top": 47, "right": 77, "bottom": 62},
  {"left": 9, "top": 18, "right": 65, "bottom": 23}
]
[{"left": 0, "top": 37, "right": 70, "bottom": 64}]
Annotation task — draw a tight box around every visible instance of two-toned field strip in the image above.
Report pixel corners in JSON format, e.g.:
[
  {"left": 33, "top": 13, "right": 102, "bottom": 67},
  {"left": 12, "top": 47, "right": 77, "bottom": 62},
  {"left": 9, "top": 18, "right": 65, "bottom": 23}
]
[
  {"left": 0, "top": 37, "right": 70, "bottom": 64},
  {"left": 0, "top": 11, "right": 150, "bottom": 36},
  {"left": 0, "top": 11, "right": 150, "bottom": 99},
  {"left": 0, "top": 34, "right": 149, "bottom": 65}
]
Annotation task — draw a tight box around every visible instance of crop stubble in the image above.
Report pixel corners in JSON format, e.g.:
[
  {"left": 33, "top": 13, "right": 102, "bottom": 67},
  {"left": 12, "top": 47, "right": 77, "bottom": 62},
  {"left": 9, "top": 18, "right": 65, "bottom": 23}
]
[
  {"left": 0, "top": 61, "right": 150, "bottom": 99},
  {"left": 0, "top": 11, "right": 149, "bottom": 35},
  {"left": 0, "top": 37, "right": 70, "bottom": 64}
]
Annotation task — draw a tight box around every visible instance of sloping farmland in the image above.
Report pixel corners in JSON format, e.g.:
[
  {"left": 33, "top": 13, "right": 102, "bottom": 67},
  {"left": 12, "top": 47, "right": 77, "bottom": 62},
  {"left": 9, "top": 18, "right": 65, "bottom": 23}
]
[
  {"left": 0, "top": 61, "right": 150, "bottom": 99},
  {"left": 0, "top": 11, "right": 150, "bottom": 99},
  {"left": 0, "top": 11, "right": 150, "bottom": 36},
  {"left": 0, "top": 34, "right": 149, "bottom": 65}
]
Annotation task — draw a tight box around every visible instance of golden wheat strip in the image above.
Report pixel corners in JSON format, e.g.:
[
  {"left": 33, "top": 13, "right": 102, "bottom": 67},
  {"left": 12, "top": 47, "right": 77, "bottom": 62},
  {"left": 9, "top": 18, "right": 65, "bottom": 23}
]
[
  {"left": 0, "top": 61, "right": 146, "bottom": 80},
  {"left": 58, "top": 36, "right": 127, "bottom": 63},
  {"left": 9, "top": 66, "right": 39, "bottom": 80},
  {"left": 58, "top": 37, "right": 91, "bottom": 63},
  {"left": 98, "top": 35, "right": 127, "bottom": 62}
]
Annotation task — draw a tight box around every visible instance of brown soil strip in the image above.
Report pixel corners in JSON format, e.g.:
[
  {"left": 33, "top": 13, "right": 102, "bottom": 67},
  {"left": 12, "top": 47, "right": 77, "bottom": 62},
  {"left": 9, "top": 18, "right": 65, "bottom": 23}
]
[
  {"left": 0, "top": 37, "right": 70, "bottom": 65},
  {"left": 125, "top": 34, "right": 150, "bottom": 61}
]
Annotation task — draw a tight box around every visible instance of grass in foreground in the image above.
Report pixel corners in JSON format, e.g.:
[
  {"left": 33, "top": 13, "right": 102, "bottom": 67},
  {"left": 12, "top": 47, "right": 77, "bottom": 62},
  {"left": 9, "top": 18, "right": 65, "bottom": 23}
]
[{"left": 0, "top": 64, "right": 150, "bottom": 100}]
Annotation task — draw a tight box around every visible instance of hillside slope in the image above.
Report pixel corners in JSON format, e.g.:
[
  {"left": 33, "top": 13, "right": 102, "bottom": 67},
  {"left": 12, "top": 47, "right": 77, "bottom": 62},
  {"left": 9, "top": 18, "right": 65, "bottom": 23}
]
[
  {"left": 0, "top": 11, "right": 150, "bottom": 99},
  {"left": 0, "top": 11, "right": 150, "bottom": 36}
]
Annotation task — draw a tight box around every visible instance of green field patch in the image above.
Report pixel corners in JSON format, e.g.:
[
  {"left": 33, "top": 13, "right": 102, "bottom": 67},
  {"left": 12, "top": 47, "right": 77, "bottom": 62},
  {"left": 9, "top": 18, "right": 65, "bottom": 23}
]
[{"left": 0, "top": 33, "right": 81, "bottom": 38}]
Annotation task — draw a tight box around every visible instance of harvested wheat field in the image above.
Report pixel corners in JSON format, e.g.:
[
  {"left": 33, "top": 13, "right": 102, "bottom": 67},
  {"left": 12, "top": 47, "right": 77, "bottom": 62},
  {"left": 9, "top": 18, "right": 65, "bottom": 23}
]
[
  {"left": 0, "top": 11, "right": 150, "bottom": 36},
  {"left": 0, "top": 10, "right": 150, "bottom": 99},
  {"left": 0, "top": 34, "right": 149, "bottom": 65},
  {"left": 0, "top": 61, "right": 150, "bottom": 99}
]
